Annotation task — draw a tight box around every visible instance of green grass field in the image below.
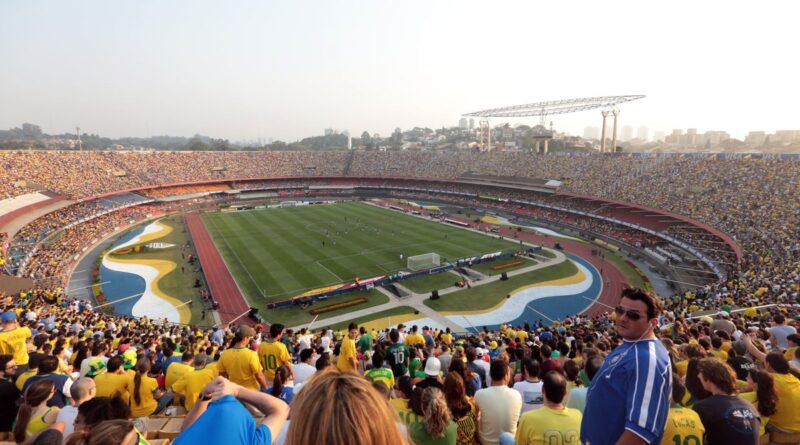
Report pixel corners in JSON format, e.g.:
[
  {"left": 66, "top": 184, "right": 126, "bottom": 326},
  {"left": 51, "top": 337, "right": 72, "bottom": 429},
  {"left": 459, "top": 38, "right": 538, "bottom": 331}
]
[
  {"left": 401, "top": 271, "right": 463, "bottom": 294},
  {"left": 424, "top": 260, "right": 578, "bottom": 312},
  {"left": 202, "top": 202, "right": 520, "bottom": 306}
]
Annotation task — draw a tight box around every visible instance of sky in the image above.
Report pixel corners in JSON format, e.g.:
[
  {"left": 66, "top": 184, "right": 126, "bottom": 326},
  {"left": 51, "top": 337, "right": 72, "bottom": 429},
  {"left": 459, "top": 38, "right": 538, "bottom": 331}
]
[{"left": 1, "top": 0, "right": 798, "bottom": 142}]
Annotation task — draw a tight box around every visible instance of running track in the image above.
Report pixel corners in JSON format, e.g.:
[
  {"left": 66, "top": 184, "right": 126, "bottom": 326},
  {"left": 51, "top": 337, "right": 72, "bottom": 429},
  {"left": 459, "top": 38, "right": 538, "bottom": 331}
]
[{"left": 185, "top": 213, "right": 253, "bottom": 325}]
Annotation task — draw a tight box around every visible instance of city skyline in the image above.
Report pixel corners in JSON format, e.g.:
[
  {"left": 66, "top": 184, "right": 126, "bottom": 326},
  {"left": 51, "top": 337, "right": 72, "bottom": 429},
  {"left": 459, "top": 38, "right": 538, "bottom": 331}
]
[{"left": 1, "top": 1, "right": 798, "bottom": 142}]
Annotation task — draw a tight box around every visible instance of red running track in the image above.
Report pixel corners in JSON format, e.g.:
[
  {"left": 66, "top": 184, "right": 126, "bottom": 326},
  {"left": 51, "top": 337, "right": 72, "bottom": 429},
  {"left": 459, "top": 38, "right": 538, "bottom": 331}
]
[{"left": 185, "top": 213, "right": 253, "bottom": 325}]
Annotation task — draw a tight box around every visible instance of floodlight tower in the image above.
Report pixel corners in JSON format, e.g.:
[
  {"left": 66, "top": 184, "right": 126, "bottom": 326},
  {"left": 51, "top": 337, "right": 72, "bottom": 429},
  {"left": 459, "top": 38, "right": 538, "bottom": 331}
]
[
  {"left": 76, "top": 126, "right": 82, "bottom": 151},
  {"left": 479, "top": 119, "right": 492, "bottom": 151}
]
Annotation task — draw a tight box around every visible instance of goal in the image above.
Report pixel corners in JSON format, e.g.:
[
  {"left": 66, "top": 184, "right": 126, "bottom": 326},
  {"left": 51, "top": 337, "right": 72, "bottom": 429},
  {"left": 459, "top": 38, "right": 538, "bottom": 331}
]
[{"left": 407, "top": 253, "right": 441, "bottom": 271}]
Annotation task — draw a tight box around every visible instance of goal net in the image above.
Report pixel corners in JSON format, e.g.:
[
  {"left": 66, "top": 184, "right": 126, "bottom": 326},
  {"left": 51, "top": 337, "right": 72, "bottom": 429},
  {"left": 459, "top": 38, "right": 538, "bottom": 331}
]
[{"left": 407, "top": 253, "right": 441, "bottom": 271}]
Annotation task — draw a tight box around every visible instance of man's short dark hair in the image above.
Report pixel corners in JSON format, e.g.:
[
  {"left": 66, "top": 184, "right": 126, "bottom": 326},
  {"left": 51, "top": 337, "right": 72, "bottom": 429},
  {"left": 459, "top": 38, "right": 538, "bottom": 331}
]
[
  {"left": 774, "top": 314, "right": 786, "bottom": 324},
  {"left": 38, "top": 355, "right": 59, "bottom": 374},
  {"left": 372, "top": 350, "right": 385, "bottom": 369},
  {"left": 106, "top": 356, "right": 124, "bottom": 373},
  {"left": 299, "top": 348, "right": 314, "bottom": 363},
  {"left": 389, "top": 329, "right": 399, "bottom": 343},
  {"left": 270, "top": 324, "right": 285, "bottom": 339},
  {"left": 621, "top": 288, "right": 663, "bottom": 320},
  {"left": 521, "top": 358, "right": 540, "bottom": 379},
  {"left": 489, "top": 359, "right": 508, "bottom": 382},
  {"left": 182, "top": 351, "right": 194, "bottom": 362},
  {"left": 671, "top": 374, "right": 686, "bottom": 405},
  {"left": 585, "top": 355, "right": 604, "bottom": 381},
  {"left": 348, "top": 322, "right": 357, "bottom": 331},
  {"left": 542, "top": 370, "right": 567, "bottom": 404}
]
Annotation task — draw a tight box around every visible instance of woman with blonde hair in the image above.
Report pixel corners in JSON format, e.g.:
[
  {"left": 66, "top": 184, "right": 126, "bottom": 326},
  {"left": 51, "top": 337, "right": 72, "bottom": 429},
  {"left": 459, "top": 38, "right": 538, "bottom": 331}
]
[
  {"left": 64, "top": 419, "right": 141, "bottom": 445},
  {"left": 285, "top": 367, "right": 407, "bottom": 445},
  {"left": 13, "top": 379, "right": 59, "bottom": 443},
  {"left": 409, "top": 387, "right": 457, "bottom": 445}
]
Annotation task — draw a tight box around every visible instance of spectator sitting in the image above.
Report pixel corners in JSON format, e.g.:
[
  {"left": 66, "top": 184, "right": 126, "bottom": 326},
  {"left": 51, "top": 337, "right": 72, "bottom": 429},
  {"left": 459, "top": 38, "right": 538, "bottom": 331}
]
[
  {"left": 56, "top": 377, "right": 96, "bottom": 439},
  {"left": 14, "top": 379, "right": 59, "bottom": 442},
  {"left": 409, "top": 387, "right": 457, "bottom": 445}
]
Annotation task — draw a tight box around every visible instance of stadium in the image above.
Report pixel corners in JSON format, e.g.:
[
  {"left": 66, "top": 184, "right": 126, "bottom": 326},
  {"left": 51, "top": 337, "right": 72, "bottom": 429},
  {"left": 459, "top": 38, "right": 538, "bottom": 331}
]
[{"left": 1, "top": 150, "right": 799, "bottom": 445}]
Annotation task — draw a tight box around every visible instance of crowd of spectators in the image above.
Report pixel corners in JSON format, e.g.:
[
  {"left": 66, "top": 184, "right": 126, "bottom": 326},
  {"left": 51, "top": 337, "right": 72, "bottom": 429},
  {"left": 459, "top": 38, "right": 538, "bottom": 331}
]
[{"left": 0, "top": 284, "right": 797, "bottom": 445}]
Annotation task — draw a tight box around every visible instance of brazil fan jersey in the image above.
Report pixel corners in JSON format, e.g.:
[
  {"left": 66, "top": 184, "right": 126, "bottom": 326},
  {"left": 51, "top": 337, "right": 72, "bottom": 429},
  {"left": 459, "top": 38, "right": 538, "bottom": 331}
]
[
  {"left": 581, "top": 338, "right": 671, "bottom": 445},
  {"left": 661, "top": 405, "right": 704, "bottom": 445},
  {"left": 387, "top": 343, "right": 410, "bottom": 378}
]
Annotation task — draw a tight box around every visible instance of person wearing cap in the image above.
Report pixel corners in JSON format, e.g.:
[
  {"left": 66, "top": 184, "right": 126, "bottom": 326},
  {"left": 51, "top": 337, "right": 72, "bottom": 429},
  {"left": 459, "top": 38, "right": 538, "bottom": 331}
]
[
  {"left": 218, "top": 326, "right": 268, "bottom": 391},
  {"left": 467, "top": 347, "right": 488, "bottom": 388},
  {"left": 0, "top": 311, "right": 32, "bottom": 373},
  {"left": 172, "top": 353, "right": 217, "bottom": 410},
  {"left": 711, "top": 311, "right": 736, "bottom": 334},
  {"left": 416, "top": 356, "right": 443, "bottom": 390}
]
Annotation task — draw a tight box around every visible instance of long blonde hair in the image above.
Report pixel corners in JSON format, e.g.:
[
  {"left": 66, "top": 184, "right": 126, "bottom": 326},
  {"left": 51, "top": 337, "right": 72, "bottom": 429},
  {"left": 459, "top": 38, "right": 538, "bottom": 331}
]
[
  {"left": 421, "top": 388, "right": 451, "bottom": 438},
  {"left": 285, "top": 367, "right": 406, "bottom": 445}
]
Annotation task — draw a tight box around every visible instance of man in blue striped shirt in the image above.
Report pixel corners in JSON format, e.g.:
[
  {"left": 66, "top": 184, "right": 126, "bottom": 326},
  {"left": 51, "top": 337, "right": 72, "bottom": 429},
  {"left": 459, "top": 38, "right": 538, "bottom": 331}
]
[{"left": 581, "top": 289, "right": 672, "bottom": 445}]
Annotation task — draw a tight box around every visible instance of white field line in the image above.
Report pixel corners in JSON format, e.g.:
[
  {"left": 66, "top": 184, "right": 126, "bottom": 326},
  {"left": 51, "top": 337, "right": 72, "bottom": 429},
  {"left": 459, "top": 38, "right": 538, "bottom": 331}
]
[{"left": 206, "top": 215, "right": 266, "bottom": 299}]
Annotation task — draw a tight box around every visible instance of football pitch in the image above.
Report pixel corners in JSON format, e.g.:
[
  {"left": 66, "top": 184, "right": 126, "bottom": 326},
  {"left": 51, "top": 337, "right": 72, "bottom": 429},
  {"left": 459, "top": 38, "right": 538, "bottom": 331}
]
[{"left": 202, "top": 201, "right": 521, "bottom": 305}]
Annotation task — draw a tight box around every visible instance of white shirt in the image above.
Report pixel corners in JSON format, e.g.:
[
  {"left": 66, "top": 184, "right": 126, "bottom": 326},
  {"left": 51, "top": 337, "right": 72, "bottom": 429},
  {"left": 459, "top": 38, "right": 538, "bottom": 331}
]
[
  {"left": 474, "top": 385, "right": 522, "bottom": 445},
  {"left": 512, "top": 379, "right": 544, "bottom": 413},
  {"left": 293, "top": 363, "right": 317, "bottom": 385},
  {"left": 56, "top": 405, "right": 79, "bottom": 439}
]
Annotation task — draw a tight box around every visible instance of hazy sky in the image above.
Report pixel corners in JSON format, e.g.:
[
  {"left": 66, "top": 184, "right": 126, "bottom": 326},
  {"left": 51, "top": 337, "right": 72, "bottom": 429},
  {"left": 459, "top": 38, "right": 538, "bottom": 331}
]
[{"left": 1, "top": 1, "right": 798, "bottom": 142}]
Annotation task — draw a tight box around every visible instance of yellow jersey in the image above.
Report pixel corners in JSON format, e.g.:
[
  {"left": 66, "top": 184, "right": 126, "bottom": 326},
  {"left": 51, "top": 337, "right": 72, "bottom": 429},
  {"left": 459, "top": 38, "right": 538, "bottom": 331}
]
[
  {"left": 15, "top": 369, "right": 37, "bottom": 391},
  {"left": 661, "top": 406, "right": 705, "bottom": 445},
  {"left": 95, "top": 372, "right": 131, "bottom": 402},
  {"left": 404, "top": 333, "right": 425, "bottom": 347},
  {"left": 217, "top": 347, "right": 263, "bottom": 390},
  {"left": 172, "top": 367, "right": 216, "bottom": 410},
  {"left": 165, "top": 362, "right": 193, "bottom": 391},
  {"left": 337, "top": 337, "right": 357, "bottom": 373},
  {"left": 257, "top": 340, "right": 292, "bottom": 381},
  {"left": 129, "top": 375, "right": 159, "bottom": 417},
  {"left": 770, "top": 373, "right": 800, "bottom": 432},
  {"left": 515, "top": 406, "right": 582, "bottom": 445},
  {"left": 0, "top": 326, "right": 32, "bottom": 365}
]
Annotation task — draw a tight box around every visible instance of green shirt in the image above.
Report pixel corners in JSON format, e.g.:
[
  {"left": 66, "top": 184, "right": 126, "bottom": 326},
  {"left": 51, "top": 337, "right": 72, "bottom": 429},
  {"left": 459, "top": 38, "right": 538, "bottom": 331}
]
[
  {"left": 357, "top": 334, "right": 373, "bottom": 354},
  {"left": 409, "top": 420, "right": 458, "bottom": 445},
  {"left": 387, "top": 343, "right": 410, "bottom": 377}
]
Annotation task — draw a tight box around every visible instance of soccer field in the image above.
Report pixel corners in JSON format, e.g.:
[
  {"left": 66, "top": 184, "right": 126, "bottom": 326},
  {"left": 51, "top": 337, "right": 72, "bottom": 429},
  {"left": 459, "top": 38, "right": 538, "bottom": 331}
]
[{"left": 202, "top": 202, "right": 520, "bottom": 305}]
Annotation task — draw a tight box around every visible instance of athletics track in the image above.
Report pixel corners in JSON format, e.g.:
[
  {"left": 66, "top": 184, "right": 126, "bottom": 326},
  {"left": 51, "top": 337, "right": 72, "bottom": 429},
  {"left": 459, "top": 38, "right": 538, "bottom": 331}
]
[{"left": 185, "top": 213, "right": 252, "bottom": 325}]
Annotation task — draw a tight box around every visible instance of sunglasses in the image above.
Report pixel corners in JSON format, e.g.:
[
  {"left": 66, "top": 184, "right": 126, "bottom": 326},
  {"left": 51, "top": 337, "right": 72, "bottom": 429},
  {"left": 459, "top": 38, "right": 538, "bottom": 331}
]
[{"left": 614, "top": 306, "right": 643, "bottom": 321}]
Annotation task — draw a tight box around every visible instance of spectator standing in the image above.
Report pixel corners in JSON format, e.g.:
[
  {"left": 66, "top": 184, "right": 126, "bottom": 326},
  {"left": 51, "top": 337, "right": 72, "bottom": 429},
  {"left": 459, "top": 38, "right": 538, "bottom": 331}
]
[
  {"left": 581, "top": 289, "right": 672, "bottom": 445},
  {"left": 0, "top": 312, "right": 32, "bottom": 372},
  {"left": 769, "top": 314, "right": 797, "bottom": 352},
  {"left": 258, "top": 324, "right": 293, "bottom": 384},
  {"left": 409, "top": 387, "right": 458, "bottom": 445},
  {"left": 661, "top": 377, "right": 704, "bottom": 445},
  {"left": 512, "top": 359, "right": 543, "bottom": 414},
  {"left": 512, "top": 371, "right": 582, "bottom": 445},
  {"left": 364, "top": 350, "right": 394, "bottom": 390},
  {"left": 292, "top": 348, "right": 317, "bottom": 387},
  {"left": 218, "top": 326, "right": 267, "bottom": 391},
  {"left": 438, "top": 344, "right": 452, "bottom": 376},
  {"left": 474, "top": 360, "right": 522, "bottom": 445},
  {"left": 443, "top": 372, "right": 478, "bottom": 445},
  {"left": 336, "top": 323, "right": 358, "bottom": 374},
  {"left": 693, "top": 358, "right": 760, "bottom": 445},
  {"left": 565, "top": 355, "right": 602, "bottom": 414},
  {"left": 387, "top": 329, "right": 410, "bottom": 378},
  {"left": 0, "top": 355, "right": 20, "bottom": 441}
]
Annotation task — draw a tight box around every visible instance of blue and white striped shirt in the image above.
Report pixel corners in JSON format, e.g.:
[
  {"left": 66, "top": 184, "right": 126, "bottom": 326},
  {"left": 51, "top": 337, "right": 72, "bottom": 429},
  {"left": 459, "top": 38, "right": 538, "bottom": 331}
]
[{"left": 581, "top": 338, "right": 672, "bottom": 445}]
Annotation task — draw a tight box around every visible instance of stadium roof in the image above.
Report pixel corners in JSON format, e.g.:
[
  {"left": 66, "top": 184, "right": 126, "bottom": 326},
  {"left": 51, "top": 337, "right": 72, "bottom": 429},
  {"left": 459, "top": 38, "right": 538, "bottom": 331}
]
[{"left": 463, "top": 95, "right": 646, "bottom": 118}]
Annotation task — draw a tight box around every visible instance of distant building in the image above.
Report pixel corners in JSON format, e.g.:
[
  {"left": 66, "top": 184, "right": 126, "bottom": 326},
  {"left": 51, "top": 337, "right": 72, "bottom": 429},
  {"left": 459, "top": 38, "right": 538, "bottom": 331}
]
[
  {"left": 774, "top": 130, "right": 800, "bottom": 143},
  {"left": 745, "top": 131, "right": 767, "bottom": 146},
  {"left": 583, "top": 126, "right": 600, "bottom": 139},
  {"left": 459, "top": 118, "right": 468, "bottom": 129},
  {"left": 665, "top": 129, "right": 683, "bottom": 144},
  {"left": 621, "top": 125, "right": 633, "bottom": 141},
  {"left": 653, "top": 131, "right": 666, "bottom": 143},
  {"left": 637, "top": 126, "right": 649, "bottom": 142},
  {"left": 469, "top": 118, "right": 475, "bottom": 129}
]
